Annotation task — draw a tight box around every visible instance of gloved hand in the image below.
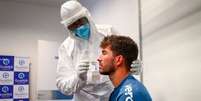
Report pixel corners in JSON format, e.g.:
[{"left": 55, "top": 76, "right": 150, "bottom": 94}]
[
  {"left": 77, "top": 60, "right": 90, "bottom": 81},
  {"left": 130, "top": 59, "right": 142, "bottom": 75}
]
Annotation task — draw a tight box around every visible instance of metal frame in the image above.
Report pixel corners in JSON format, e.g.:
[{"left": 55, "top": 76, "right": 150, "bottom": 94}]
[{"left": 138, "top": 0, "right": 143, "bottom": 83}]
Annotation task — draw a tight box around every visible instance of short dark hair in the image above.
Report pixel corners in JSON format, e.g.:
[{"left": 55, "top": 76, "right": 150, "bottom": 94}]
[{"left": 100, "top": 35, "right": 138, "bottom": 68}]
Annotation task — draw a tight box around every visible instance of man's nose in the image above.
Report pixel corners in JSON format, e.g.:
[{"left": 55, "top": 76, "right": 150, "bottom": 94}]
[{"left": 97, "top": 56, "right": 101, "bottom": 62}]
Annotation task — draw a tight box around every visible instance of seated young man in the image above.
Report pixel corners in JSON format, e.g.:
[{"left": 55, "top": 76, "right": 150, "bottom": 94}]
[{"left": 97, "top": 35, "right": 152, "bottom": 101}]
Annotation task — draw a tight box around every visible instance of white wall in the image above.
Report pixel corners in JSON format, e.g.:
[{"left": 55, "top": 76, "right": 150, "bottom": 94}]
[
  {"left": 80, "top": 0, "right": 139, "bottom": 42},
  {"left": 142, "top": 0, "right": 201, "bottom": 101},
  {"left": 0, "top": 1, "right": 66, "bottom": 101},
  {"left": 37, "top": 40, "right": 60, "bottom": 90}
]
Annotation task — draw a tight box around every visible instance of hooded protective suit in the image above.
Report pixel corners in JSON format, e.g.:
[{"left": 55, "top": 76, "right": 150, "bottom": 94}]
[{"left": 56, "top": 0, "right": 114, "bottom": 101}]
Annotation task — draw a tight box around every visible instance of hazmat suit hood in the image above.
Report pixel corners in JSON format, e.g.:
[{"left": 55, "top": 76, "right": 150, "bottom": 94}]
[
  {"left": 60, "top": 0, "right": 103, "bottom": 58},
  {"left": 60, "top": 0, "right": 99, "bottom": 40}
]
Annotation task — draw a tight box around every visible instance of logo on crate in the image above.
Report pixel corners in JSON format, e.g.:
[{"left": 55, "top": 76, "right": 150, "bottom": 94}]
[
  {"left": 14, "top": 72, "right": 29, "bottom": 84},
  {"left": 2, "top": 86, "right": 9, "bottom": 93},
  {"left": 14, "top": 85, "right": 29, "bottom": 99},
  {"left": 14, "top": 99, "right": 29, "bottom": 101},
  {"left": 14, "top": 57, "right": 29, "bottom": 72},
  {"left": 0, "top": 71, "right": 13, "bottom": 85},
  {"left": 0, "top": 85, "right": 13, "bottom": 99},
  {"left": 18, "top": 86, "right": 25, "bottom": 92},
  {"left": 3, "top": 72, "right": 9, "bottom": 79},
  {"left": 18, "top": 73, "right": 25, "bottom": 79},
  {"left": 19, "top": 60, "right": 25, "bottom": 66},
  {"left": 3, "top": 59, "right": 10, "bottom": 65},
  {"left": 0, "top": 56, "right": 14, "bottom": 71}
]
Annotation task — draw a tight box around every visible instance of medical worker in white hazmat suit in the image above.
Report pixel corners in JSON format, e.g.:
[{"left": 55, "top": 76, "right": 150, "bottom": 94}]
[{"left": 56, "top": 0, "right": 116, "bottom": 101}]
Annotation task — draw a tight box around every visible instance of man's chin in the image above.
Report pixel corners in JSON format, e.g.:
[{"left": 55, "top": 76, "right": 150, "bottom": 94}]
[
  {"left": 99, "top": 70, "right": 109, "bottom": 75},
  {"left": 99, "top": 70, "right": 104, "bottom": 75}
]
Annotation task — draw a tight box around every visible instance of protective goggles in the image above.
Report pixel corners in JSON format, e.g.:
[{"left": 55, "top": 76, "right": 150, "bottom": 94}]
[{"left": 68, "top": 17, "right": 89, "bottom": 31}]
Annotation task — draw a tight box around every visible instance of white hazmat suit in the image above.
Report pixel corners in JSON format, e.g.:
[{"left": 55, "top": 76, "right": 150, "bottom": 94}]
[{"left": 56, "top": 0, "right": 115, "bottom": 101}]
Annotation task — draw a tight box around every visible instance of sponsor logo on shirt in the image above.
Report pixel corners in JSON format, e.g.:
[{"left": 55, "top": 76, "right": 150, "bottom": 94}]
[{"left": 124, "top": 84, "right": 133, "bottom": 101}]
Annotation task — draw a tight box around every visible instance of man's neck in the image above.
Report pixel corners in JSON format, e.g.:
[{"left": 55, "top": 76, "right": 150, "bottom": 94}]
[{"left": 109, "top": 66, "right": 129, "bottom": 88}]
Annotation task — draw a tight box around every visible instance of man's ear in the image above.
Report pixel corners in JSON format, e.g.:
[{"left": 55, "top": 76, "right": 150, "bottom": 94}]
[{"left": 114, "top": 55, "right": 124, "bottom": 67}]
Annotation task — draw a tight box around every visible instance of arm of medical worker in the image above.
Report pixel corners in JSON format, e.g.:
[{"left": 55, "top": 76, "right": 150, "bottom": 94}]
[{"left": 56, "top": 44, "right": 84, "bottom": 95}]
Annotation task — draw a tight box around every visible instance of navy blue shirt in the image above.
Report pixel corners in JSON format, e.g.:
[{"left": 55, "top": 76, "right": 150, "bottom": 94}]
[{"left": 109, "top": 74, "right": 152, "bottom": 101}]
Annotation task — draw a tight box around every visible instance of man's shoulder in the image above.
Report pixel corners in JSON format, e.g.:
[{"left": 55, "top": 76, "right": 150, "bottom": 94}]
[
  {"left": 118, "top": 76, "right": 136, "bottom": 96},
  {"left": 119, "top": 75, "right": 142, "bottom": 95},
  {"left": 120, "top": 81, "right": 135, "bottom": 94},
  {"left": 117, "top": 76, "right": 152, "bottom": 101},
  {"left": 116, "top": 83, "right": 135, "bottom": 101}
]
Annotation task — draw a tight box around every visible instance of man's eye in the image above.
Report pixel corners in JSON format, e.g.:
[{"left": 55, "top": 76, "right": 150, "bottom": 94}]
[{"left": 102, "top": 51, "right": 107, "bottom": 55}]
